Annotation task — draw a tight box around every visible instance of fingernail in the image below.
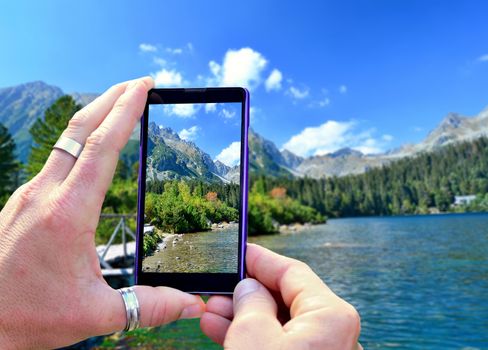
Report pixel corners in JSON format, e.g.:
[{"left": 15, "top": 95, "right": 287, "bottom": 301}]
[
  {"left": 180, "top": 303, "right": 204, "bottom": 319},
  {"left": 234, "top": 278, "right": 260, "bottom": 301}
]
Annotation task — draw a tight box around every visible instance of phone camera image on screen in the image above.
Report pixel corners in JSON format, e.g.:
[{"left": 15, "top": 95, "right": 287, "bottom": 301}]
[{"left": 142, "top": 102, "right": 242, "bottom": 274}]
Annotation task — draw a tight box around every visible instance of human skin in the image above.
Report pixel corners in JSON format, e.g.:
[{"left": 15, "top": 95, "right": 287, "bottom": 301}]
[
  {"left": 201, "top": 243, "right": 362, "bottom": 350},
  {"left": 0, "top": 76, "right": 361, "bottom": 349},
  {"left": 0, "top": 77, "right": 205, "bottom": 349}
]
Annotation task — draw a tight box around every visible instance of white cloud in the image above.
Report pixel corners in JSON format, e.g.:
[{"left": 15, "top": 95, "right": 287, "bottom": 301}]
[
  {"left": 209, "top": 60, "right": 221, "bottom": 76},
  {"left": 220, "top": 108, "right": 236, "bottom": 119},
  {"left": 287, "top": 86, "right": 309, "bottom": 99},
  {"left": 205, "top": 103, "right": 217, "bottom": 113},
  {"left": 479, "top": 54, "right": 488, "bottom": 62},
  {"left": 382, "top": 134, "right": 394, "bottom": 141},
  {"left": 209, "top": 47, "right": 268, "bottom": 89},
  {"left": 318, "top": 97, "right": 330, "bottom": 107},
  {"left": 152, "top": 69, "right": 183, "bottom": 87},
  {"left": 354, "top": 138, "right": 383, "bottom": 155},
  {"left": 153, "top": 57, "right": 167, "bottom": 66},
  {"left": 166, "top": 47, "right": 183, "bottom": 54},
  {"left": 165, "top": 43, "right": 193, "bottom": 55},
  {"left": 215, "top": 141, "right": 241, "bottom": 167},
  {"left": 139, "top": 43, "right": 157, "bottom": 52},
  {"left": 179, "top": 126, "right": 200, "bottom": 141},
  {"left": 339, "top": 85, "right": 348, "bottom": 94},
  {"left": 265, "top": 69, "right": 283, "bottom": 91},
  {"left": 412, "top": 126, "right": 424, "bottom": 133},
  {"left": 282, "top": 121, "right": 391, "bottom": 157},
  {"left": 163, "top": 104, "right": 199, "bottom": 118}
]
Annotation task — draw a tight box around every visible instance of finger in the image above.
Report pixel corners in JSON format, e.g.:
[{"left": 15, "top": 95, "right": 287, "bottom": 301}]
[
  {"left": 94, "top": 285, "right": 205, "bottom": 335},
  {"left": 200, "top": 312, "right": 231, "bottom": 345},
  {"left": 206, "top": 295, "right": 233, "bottom": 319},
  {"left": 41, "top": 77, "right": 151, "bottom": 183},
  {"left": 246, "top": 244, "right": 361, "bottom": 348},
  {"left": 246, "top": 243, "right": 336, "bottom": 316},
  {"left": 63, "top": 77, "right": 153, "bottom": 211},
  {"left": 224, "top": 279, "right": 282, "bottom": 347}
]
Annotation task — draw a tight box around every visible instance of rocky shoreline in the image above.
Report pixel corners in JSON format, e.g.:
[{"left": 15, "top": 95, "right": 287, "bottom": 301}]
[
  {"left": 278, "top": 222, "right": 314, "bottom": 234},
  {"left": 142, "top": 222, "right": 239, "bottom": 273}
]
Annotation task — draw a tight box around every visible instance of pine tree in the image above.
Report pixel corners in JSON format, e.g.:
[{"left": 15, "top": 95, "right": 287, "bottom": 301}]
[
  {"left": 0, "top": 123, "right": 19, "bottom": 206},
  {"left": 27, "top": 95, "right": 82, "bottom": 178}
]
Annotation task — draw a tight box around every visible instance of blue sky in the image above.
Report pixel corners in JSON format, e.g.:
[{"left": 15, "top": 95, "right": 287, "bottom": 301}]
[
  {"left": 1, "top": 1, "right": 487, "bottom": 157},
  {"left": 150, "top": 102, "right": 242, "bottom": 166}
]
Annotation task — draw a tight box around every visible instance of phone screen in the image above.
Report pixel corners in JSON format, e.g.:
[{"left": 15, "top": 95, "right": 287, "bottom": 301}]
[{"left": 142, "top": 101, "right": 243, "bottom": 274}]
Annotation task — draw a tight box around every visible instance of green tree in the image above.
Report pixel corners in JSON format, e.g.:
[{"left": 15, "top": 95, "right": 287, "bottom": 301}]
[
  {"left": 0, "top": 123, "right": 19, "bottom": 206},
  {"left": 27, "top": 96, "right": 82, "bottom": 178}
]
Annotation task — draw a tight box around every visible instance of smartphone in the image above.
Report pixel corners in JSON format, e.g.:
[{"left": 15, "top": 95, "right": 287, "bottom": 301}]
[{"left": 135, "top": 87, "right": 249, "bottom": 294}]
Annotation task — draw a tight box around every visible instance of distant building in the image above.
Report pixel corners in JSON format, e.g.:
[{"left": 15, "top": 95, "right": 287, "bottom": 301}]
[{"left": 453, "top": 195, "right": 477, "bottom": 206}]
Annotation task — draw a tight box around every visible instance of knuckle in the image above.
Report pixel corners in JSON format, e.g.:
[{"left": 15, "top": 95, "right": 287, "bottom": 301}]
[
  {"left": 41, "top": 194, "right": 76, "bottom": 233},
  {"left": 233, "top": 312, "right": 261, "bottom": 331},
  {"left": 12, "top": 180, "right": 40, "bottom": 209},
  {"left": 85, "top": 129, "right": 107, "bottom": 149},
  {"left": 284, "top": 259, "right": 313, "bottom": 278},
  {"left": 291, "top": 259, "right": 311, "bottom": 272},
  {"left": 330, "top": 302, "right": 361, "bottom": 337},
  {"left": 68, "top": 110, "right": 88, "bottom": 130},
  {"left": 148, "top": 293, "right": 169, "bottom": 326},
  {"left": 113, "top": 91, "right": 143, "bottom": 124},
  {"left": 112, "top": 96, "right": 131, "bottom": 115},
  {"left": 85, "top": 126, "right": 123, "bottom": 155}
]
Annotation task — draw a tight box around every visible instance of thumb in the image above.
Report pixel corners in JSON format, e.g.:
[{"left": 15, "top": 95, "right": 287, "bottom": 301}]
[
  {"left": 226, "top": 279, "right": 282, "bottom": 347},
  {"left": 94, "top": 285, "right": 205, "bottom": 335}
]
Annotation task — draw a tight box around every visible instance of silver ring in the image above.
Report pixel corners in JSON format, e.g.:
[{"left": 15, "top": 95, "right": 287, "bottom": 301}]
[
  {"left": 53, "top": 136, "right": 84, "bottom": 159},
  {"left": 117, "top": 287, "right": 141, "bottom": 331}
]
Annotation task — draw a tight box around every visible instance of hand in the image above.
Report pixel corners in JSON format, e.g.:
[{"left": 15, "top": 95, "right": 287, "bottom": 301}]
[
  {"left": 0, "top": 77, "right": 205, "bottom": 349},
  {"left": 201, "top": 244, "right": 362, "bottom": 350}
]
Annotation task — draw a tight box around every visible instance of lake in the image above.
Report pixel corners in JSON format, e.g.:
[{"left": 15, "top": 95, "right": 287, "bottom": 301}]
[
  {"left": 98, "top": 213, "right": 488, "bottom": 349},
  {"left": 253, "top": 213, "right": 488, "bottom": 349}
]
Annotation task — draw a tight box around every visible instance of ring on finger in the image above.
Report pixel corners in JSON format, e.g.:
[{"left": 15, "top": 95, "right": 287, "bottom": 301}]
[
  {"left": 117, "top": 287, "right": 141, "bottom": 331},
  {"left": 53, "top": 135, "right": 84, "bottom": 159}
]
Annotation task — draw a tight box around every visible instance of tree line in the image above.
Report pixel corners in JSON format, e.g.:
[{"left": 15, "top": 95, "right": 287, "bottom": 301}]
[
  {"left": 253, "top": 136, "right": 488, "bottom": 217},
  {"left": 1, "top": 95, "right": 488, "bottom": 238}
]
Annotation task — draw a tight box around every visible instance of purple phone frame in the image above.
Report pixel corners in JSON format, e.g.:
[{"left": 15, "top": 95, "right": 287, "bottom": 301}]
[{"left": 134, "top": 87, "right": 249, "bottom": 294}]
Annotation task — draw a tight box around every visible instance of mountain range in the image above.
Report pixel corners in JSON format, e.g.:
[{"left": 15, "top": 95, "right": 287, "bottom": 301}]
[
  {"left": 147, "top": 121, "right": 240, "bottom": 183},
  {"left": 0, "top": 81, "right": 96, "bottom": 162},
  {"left": 1, "top": 81, "right": 487, "bottom": 179},
  {"left": 246, "top": 107, "right": 488, "bottom": 178}
]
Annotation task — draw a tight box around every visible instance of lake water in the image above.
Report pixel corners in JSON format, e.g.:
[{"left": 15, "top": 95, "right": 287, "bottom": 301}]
[
  {"left": 142, "top": 224, "right": 239, "bottom": 273},
  {"left": 99, "top": 213, "right": 488, "bottom": 349},
  {"left": 252, "top": 213, "right": 488, "bottom": 349}
]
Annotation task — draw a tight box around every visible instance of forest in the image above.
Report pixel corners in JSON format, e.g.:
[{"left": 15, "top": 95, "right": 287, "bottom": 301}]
[
  {"left": 254, "top": 136, "right": 488, "bottom": 217},
  {"left": 1, "top": 95, "right": 487, "bottom": 240}
]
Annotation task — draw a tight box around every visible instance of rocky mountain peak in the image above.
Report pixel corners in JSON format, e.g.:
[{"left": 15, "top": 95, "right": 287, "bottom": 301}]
[
  {"left": 439, "top": 112, "right": 464, "bottom": 129},
  {"left": 328, "top": 147, "right": 363, "bottom": 158},
  {"left": 148, "top": 121, "right": 180, "bottom": 141},
  {"left": 214, "top": 160, "right": 231, "bottom": 176},
  {"left": 280, "top": 149, "right": 304, "bottom": 168}
]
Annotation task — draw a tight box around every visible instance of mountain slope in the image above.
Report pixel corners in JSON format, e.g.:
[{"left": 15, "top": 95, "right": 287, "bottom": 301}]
[
  {"left": 2, "top": 81, "right": 487, "bottom": 180},
  {"left": 248, "top": 128, "right": 295, "bottom": 178},
  {"left": 297, "top": 148, "right": 388, "bottom": 177},
  {"left": 0, "top": 81, "right": 98, "bottom": 162},
  {"left": 296, "top": 106, "right": 488, "bottom": 178},
  {"left": 147, "top": 122, "right": 231, "bottom": 183},
  {"left": 0, "top": 81, "right": 64, "bottom": 161}
]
